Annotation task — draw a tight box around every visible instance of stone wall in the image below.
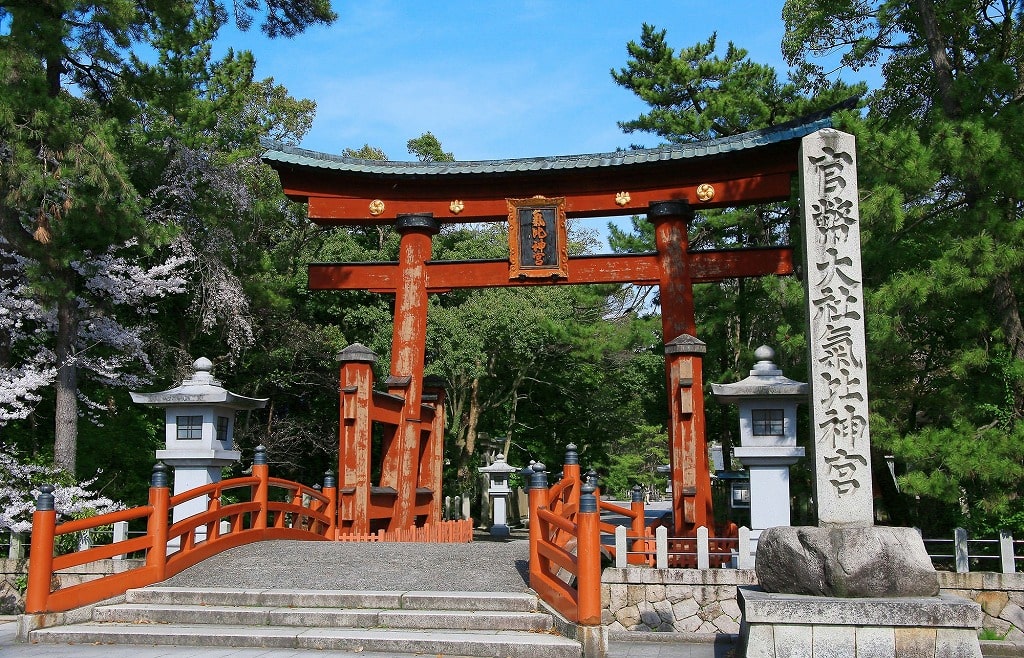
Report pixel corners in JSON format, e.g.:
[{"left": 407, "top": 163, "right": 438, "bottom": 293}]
[
  {"left": 602, "top": 567, "right": 1024, "bottom": 641},
  {"left": 939, "top": 571, "right": 1024, "bottom": 642},
  {"left": 601, "top": 567, "right": 758, "bottom": 634},
  {"left": 0, "top": 558, "right": 145, "bottom": 615}
]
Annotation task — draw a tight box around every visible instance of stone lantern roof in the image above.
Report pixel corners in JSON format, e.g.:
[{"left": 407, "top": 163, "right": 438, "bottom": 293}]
[
  {"left": 710, "top": 346, "right": 808, "bottom": 403},
  {"left": 478, "top": 453, "right": 518, "bottom": 476},
  {"left": 130, "top": 357, "right": 268, "bottom": 410}
]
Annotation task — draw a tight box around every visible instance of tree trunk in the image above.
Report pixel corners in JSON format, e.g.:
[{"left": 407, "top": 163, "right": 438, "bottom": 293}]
[
  {"left": 992, "top": 272, "right": 1024, "bottom": 416},
  {"left": 915, "top": 0, "right": 961, "bottom": 118},
  {"left": 53, "top": 291, "right": 79, "bottom": 474},
  {"left": 464, "top": 373, "right": 482, "bottom": 461}
]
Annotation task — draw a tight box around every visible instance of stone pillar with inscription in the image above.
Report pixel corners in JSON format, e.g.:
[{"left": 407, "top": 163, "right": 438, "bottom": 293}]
[{"left": 737, "top": 129, "right": 982, "bottom": 658}]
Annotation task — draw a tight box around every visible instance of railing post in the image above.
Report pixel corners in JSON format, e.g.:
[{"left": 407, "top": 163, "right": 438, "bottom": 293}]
[
  {"left": 25, "top": 484, "right": 57, "bottom": 614},
  {"left": 577, "top": 480, "right": 602, "bottom": 625},
  {"left": 9, "top": 530, "right": 25, "bottom": 560},
  {"left": 528, "top": 462, "right": 548, "bottom": 589},
  {"left": 629, "top": 485, "right": 646, "bottom": 565},
  {"left": 562, "top": 444, "right": 580, "bottom": 511},
  {"left": 1000, "top": 531, "right": 1016, "bottom": 574},
  {"left": 323, "top": 470, "right": 338, "bottom": 540},
  {"left": 954, "top": 527, "right": 969, "bottom": 573},
  {"left": 112, "top": 521, "right": 128, "bottom": 560},
  {"left": 586, "top": 468, "right": 601, "bottom": 499},
  {"left": 206, "top": 489, "right": 222, "bottom": 543},
  {"left": 697, "top": 525, "right": 710, "bottom": 569},
  {"left": 738, "top": 526, "right": 754, "bottom": 569},
  {"left": 253, "top": 445, "right": 269, "bottom": 531},
  {"left": 615, "top": 525, "right": 627, "bottom": 568},
  {"left": 146, "top": 463, "right": 170, "bottom": 578},
  {"left": 656, "top": 525, "right": 668, "bottom": 569}
]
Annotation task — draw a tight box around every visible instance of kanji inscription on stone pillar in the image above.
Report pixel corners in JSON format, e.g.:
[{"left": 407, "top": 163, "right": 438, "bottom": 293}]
[{"left": 799, "top": 129, "right": 874, "bottom": 527}]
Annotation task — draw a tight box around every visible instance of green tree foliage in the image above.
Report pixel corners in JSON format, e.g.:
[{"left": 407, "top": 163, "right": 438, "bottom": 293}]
[
  {"left": 0, "top": 1, "right": 336, "bottom": 485},
  {"left": 783, "top": 0, "right": 1024, "bottom": 534},
  {"left": 609, "top": 27, "right": 862, "bottom": 513},
  {"left": 611, "top": 25, "right": 858, "bottom": 142},
  {"left": 602, "top": 424, "right": 669, "bottom": 502},
  {"left": 407, "top": 132, "right": 454, "bottom": 162}
]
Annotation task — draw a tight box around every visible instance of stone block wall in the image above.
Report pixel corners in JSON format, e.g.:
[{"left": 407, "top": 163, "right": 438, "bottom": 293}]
[
  {"left": 602, "top": 567, "right": 1024, "bottom": 641},
  {"left": 601, "top": 567, "right": 758, "bottom": 634},
  {"left": 0, "top": 558, "right": 145, "bottom": 615},
  {"left": 939, "top": 571, "right": 1024, "bottom": 642}
]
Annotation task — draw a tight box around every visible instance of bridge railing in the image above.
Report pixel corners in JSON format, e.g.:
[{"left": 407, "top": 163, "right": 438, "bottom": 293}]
[
  {"left": 25, "top": 446, "right": 336, "bottom": 615},
  {"left": 528, "top": 460, "right": 602, "bottom": 625},
  {"left": 528, "top": 444, "right": 643, "bottom": 626}
]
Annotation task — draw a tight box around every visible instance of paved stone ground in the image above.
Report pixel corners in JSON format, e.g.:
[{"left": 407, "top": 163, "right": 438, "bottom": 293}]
[{"left": 160, "top": 539, "right": 532, "bottom": 591}]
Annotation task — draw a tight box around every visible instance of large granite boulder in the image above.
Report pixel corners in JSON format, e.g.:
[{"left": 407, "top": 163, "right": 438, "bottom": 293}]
[{"left": 755, "top": 525, "right": 939, "bottom": 597}]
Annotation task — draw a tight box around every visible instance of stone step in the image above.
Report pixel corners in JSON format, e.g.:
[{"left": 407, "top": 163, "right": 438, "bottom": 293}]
[
  {"left": 29, "top": 623, "right": 582, "bottom": 658},
  {"left": 94, "top": 602, "right": 553, "bottom": 631},
  {"left": 28, "top": 586, "right": 573, "bottom": 658},
  {"left": 125, "top": 586, "right": 539, "bottom": 612}
]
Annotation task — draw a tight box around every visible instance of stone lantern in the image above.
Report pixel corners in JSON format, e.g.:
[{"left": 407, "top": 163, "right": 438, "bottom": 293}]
[
  {"left": 478, "top": 453, "right": 519, "bottom": 538},
  {"left": 711, "top": 346, "right": 807, "bottom": 550},
  {"left": 131, "top": 357, "right": 268, "bottom": 542}
]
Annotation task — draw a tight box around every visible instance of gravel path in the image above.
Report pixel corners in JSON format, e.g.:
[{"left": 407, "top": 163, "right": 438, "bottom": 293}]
[{"left": 160, "top": 539, "right": 532, "bottom": 592}]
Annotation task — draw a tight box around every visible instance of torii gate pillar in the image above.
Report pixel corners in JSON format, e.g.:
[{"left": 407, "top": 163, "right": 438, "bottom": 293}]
[
  {"left": 648, "top": 201, "right": 712, "bottom": 534},
  {"left": 379, "top": 213, "right": 439, "bottom": 528}
]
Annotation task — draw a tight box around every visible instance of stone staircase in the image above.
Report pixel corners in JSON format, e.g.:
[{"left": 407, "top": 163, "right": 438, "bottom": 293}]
[
  {"left": 27, "top": 586, "right": 580, "bottom": 657},
  {"left": 24, "top": 539, "right": 583, "bottom": 658}
]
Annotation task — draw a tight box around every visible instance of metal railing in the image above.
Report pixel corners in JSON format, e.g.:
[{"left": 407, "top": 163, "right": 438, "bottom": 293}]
[{"left": 921, "top": 528, "right": 1021, "bottom": 574}]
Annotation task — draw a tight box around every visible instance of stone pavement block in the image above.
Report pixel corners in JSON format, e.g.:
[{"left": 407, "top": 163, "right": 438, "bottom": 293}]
[
  {"left": 935, "top": 627, "right": 983, "bottom": 658},
  {"left": 256, "top": 588, "right": 400, "bottom": 608},
  {"left": 894, "top": 626, "right": 937, "bottom": 658},
  {"left": 127, "top": 586, "right": 265, "bottom": 606},
  {"left": 856, "top": 626, "right": 896, "bottom": 658},
  {"left": 744, "top": 624, "right": 777, "bottom": 658},
  {"left": 265, "top": 607, "right": 380, "bottom": 627},
  {"left": 773, "top": 624, "right": 812, "bottom": 658},
  {"left": 400, "top": 590, "right": 537, "bottom": 611},
  {"left": 812, "top": 624, "right": 855, "bottom": 658}
]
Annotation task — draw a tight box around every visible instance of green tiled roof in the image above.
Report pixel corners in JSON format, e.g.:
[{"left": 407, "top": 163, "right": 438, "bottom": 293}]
[{"left": 261, "top": 111, "right": 841, "bottom": 177}]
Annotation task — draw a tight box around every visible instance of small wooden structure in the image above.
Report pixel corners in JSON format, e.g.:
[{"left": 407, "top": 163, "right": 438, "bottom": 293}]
[{"left": 261, "top": 109, "right": 840, "bottom": 538}]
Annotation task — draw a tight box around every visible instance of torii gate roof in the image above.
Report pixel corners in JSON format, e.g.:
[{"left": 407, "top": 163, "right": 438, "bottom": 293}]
[{"left": 261, "top": 109, "right": 841, "bottom": 225}]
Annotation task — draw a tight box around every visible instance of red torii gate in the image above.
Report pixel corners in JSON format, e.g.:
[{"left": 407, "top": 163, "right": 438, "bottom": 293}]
[{"left": 262, "top": 114, "right": 832, "bottom": 536}]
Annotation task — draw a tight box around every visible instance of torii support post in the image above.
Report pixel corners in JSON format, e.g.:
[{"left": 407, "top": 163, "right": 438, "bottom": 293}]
[
  {"left": 420, "top": 374, "right": 447, "bottom": 522},
  {"left": 648, "top": 201, "right": 711, "bottom": 536},
  {"left": 666, "top": 335, "right": 712, "bottom": 535},
  {"left": 338, "top": 343, "right": 377, "bottom": 535},
  {"left": 379, "top": 213, "right": 439, "bottom": 529}
]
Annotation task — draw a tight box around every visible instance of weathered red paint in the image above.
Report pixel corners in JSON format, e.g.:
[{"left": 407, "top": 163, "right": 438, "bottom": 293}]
[
  {"left": 339, "top": 358, "right": 374, "bottom": 535},
  {"left": 420, "top": 380, "right": 447, "bottom": 521},
  {"left": 308, "top": 248, "right": 794, "bottom": 292},
  {"left": 383, "top": 221, "right": 436, "bottom": 528},
  {"left": 647, "top": 203, "right": 709, "bottom": 536},
  {"left": 299, "top": 172, "right": 794, "bottom": 224}
]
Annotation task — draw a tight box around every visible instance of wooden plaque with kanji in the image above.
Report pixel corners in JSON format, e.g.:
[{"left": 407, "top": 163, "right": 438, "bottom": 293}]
[{"left": 507, "top": 196, "right": 568, "bottom": 279}]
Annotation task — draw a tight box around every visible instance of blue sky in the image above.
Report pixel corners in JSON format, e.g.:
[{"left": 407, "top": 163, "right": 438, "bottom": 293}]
[{"left": 214, "top": 1, "right": 831, "bottom": 162}]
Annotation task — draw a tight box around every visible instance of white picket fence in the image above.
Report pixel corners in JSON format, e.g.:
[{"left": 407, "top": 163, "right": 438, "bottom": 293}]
[{"left": 613, "top": 525, "right": 1023, "bottom": 574}]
